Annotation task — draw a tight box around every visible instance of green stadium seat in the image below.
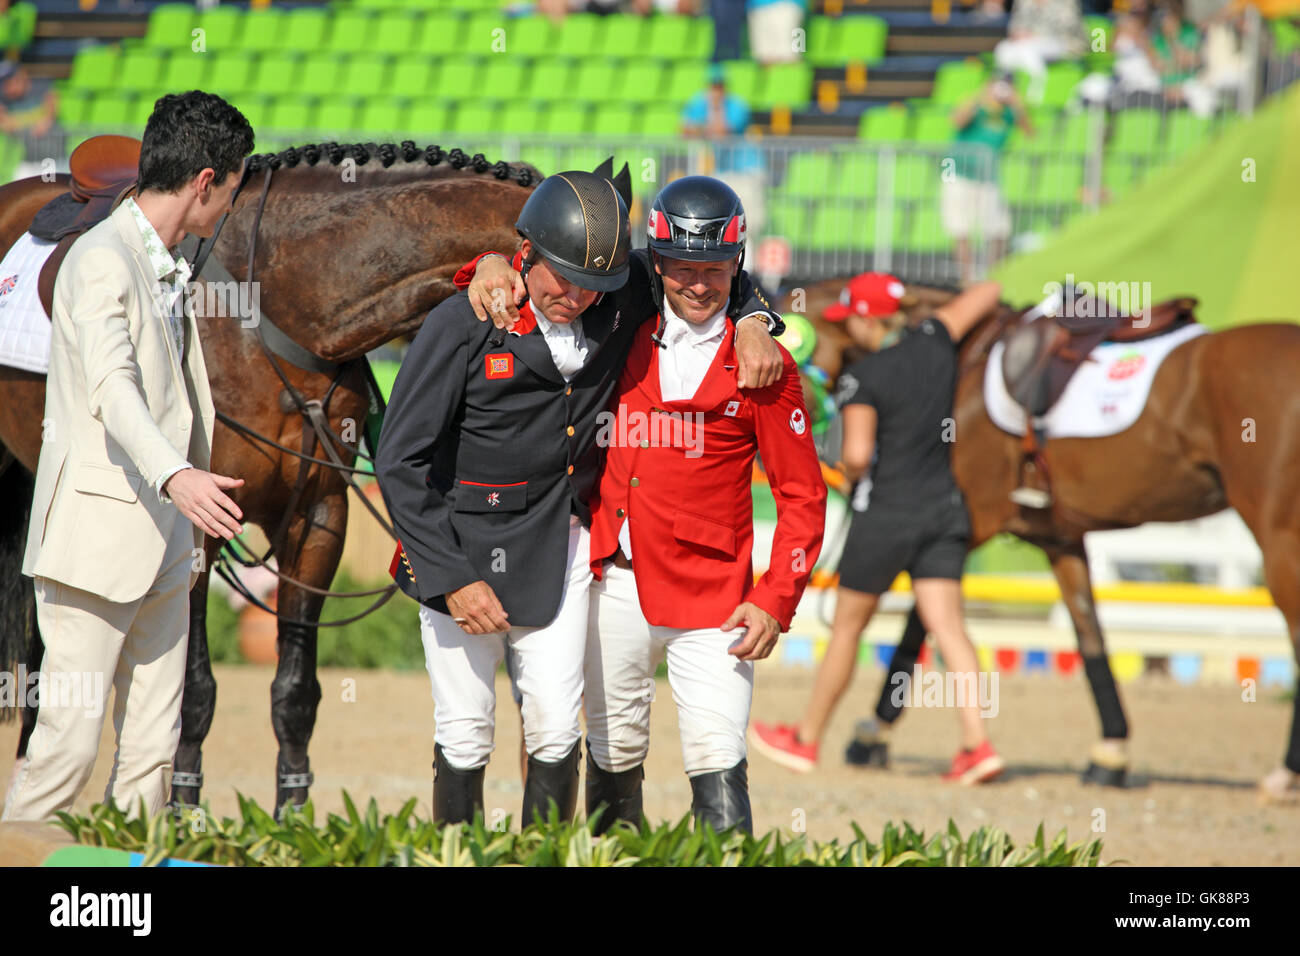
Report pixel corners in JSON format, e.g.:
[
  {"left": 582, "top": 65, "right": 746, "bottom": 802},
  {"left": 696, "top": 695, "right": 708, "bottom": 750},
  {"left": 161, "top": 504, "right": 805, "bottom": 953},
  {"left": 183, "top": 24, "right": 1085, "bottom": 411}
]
[
  {"left": 391, "top": 59, "right": 438, "bottom": 96},
  {"left": 358, "top": 98, "right": 408, "bottom": 135},
  {"left": 1031, "top": 157, "right": 1083, "bottom": 203},
  {"left": 530, "top": 60, "right": 575, "bottom": 97},
  {"left": 299, "top": 52, "right": 346, "bottom": 96},
  {"left": 233, "top": 96, "right": 272, "bottom": 133},
  {"left": 592, "top": 103, "right": 637, "bottom": 136},
  {"left": 407, "top": 102, "right": 452, "bottom": 135},
  {"left": 115, "top": 48, "right": 164, "bottom": 92},
  {"left": 463, "top": 11, "right": 507, "bottom": 55},
  {"left": 602, "top": 15, "right": 646, "bottom": 52},
  {"left": 910, "top": 108, "right": 954, "bottom": 144},
  {"left": 808, "top": 201, "right": 874, "bottom": 251},
  {"left": 931, "top": 60, "right": 987, "bottom": 105},
  {"left": 888, "top": 153, "right": 942, "bottom": 200},
  {"left": 1058, "top": 109, "right": 1097, "bottom": 153},
  {"left": 69, "top": 45, "right": 120, "bottom": 91},
  {"left": 144, "top": 3, "right": 195, "bottom": 49},
  {"left": 266, "top": 97, "right": 316, "bottom": 134},
  {"left": 840, "top": 153, "right": 878, "bottom": 199},
  {"left": 665, "top": 62, "right": 709, "bottom": 103},
  {"left": 519, "top": 145, "right": 559, "bottom": 177},
  {"left": 510, "top": 17, "right": 560, "bottom": 57},
  {"left": 373, "top": 12, "right": 424, "bottom": 55},
  {"left": 1040, "top": 62, "right": 1084, "bottom": 106},
  {"left": 1005, "top": 107, "right": 1056, "bottom": 153},
  {"left": 544, "top": 102, "right": 591, "bottom": 135},
  {"left": 252, "top": 52, "right": 299, "bottom": 94},
  {"left": 646, "top": 15, "right": 697, "bottom": 60},
  {"left": 573, "top": 61, "right": 619, "bottom": 98},
  {"left": 907, "top": 203, "right": 952, "bottom": 252},
  {"left": 328, "top": 10, "right": 377, "bottom": 54},
  {"left": 558, "top": 13, "right": 603, "bottom": 50},
  {"left": 688, "top": 17, "right": 714, "bottom": 59},
  {"left": 1165, "top": 111, "right": 1212, "bottom": 157},
  {"left": 498, "top": 100, "right": 546, "bottom": 134},
  {"left": 57, "top": 89, "right": 93, "bottom": 126},
  {"left": 615, "top": 59, "right": 666, "bottom": 103},
  {"left": 768, "top": 198, "right": 814, "bottom": 247},
  {"left": 283, "top": 8, "right": 329, "bottom": 52},
  {"left": 316, "top": 98, "right": 361, "bottom": 134},
  {"left": 556, "top": 146, "right": 607, "bottom": 171},
  {"left": 195, "top": 6, "right": 242, "bottom": 52},
  {"left": 1109, "top": 108, "right": 1162, "bottom": 154},
  {"left": 206, "top": 52, "right": 259, "bottom": 96},
  {"left": 755, "top": 63, "right": 811, "bottom": 108},
  {"left": 160, "top": 50, "right": 209, "bottom": 91},
  {"left": 343, "top": 55, "right": 392, "bottom": 98},
  {"left": 806, "top": 14, "right": 887, "bottom": 66},
  {"left": 481, "top": 59, "right": 528, "bottom": 99},
  {"left": 857, "top": 105, "right": 909, "bottom": 142},
  {"left": 415, "top": 14, "right": 465, "bottom": 55},
  {"left": 239, "top": 8, "right": 287, "bottom": 54},
  {"left": 1274, "top": 17, "right": 1300, "bottom": 55},
  {"left": 451, "top": 100, "right": 500, "bottom": 135},
  {"left": 86, "top": 92, "right": 136, "bottom": 128},
  {"left": 782, "top": 154, "right": 834, "bottom": 197},
  {"left": 1000, "top": 154, "right": 1036, "bottom": 202},
  {"left": 433, "top": 57, "right": 485, "bottom": 100},
  {"left": 638, "top": 102, "right": 680, "bottom": 136},
  {"left": 721, "top": 59, "right": 760, "bottom": 103},
  {"left": 1102, "top": 156, "right": 1138, "bottom": 200}
]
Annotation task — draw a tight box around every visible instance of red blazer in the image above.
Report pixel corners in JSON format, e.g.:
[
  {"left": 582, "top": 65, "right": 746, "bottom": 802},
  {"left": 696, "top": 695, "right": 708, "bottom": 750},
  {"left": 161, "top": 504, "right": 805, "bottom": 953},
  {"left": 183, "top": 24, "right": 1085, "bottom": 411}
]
[{"left": 589, "top": 318, "right": 827, "bottom": 630}]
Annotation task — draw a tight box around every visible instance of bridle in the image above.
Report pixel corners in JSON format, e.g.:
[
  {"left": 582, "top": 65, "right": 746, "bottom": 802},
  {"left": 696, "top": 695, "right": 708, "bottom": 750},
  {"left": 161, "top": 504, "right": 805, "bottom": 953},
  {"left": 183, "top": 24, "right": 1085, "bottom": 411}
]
[{"left": 180, "top": 163, "right": 399, "bottom": 628}]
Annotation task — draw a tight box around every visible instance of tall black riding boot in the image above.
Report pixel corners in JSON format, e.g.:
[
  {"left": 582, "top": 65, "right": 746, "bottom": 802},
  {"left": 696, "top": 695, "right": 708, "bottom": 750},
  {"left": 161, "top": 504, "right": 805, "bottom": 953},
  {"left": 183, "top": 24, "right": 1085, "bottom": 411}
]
[
  {"left": 521, "top": 740, "right": 582, "bottom": 825},
  {"left": 433, "top": 744, "right": 485, "bottom": 825},
  {"left": 689, "top": 760, "right": 753, "bottom": 835},
  {"left": 584, "top": 747, "right": 644, "bottom": 835}
]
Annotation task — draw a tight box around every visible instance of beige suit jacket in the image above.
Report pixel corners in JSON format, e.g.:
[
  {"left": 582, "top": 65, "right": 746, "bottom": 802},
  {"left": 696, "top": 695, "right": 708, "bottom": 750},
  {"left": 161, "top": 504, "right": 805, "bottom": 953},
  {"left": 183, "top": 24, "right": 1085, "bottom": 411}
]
[{"left": 23, "top": 201, "right": 217, "bottom": 603}]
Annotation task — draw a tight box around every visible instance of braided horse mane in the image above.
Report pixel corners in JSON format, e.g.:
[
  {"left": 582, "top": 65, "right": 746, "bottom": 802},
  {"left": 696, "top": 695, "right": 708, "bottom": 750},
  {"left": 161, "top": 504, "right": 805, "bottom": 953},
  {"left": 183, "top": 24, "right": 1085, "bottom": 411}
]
[{"left": 244, "top": 139, "right": 543, "bottom": 186}]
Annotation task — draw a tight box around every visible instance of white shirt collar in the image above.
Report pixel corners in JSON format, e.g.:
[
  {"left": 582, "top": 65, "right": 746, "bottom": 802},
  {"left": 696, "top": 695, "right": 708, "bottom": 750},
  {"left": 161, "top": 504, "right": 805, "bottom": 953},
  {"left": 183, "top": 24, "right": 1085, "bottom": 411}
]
[{"left": 662, "top": 297, "right": 729, "bottom": 345}]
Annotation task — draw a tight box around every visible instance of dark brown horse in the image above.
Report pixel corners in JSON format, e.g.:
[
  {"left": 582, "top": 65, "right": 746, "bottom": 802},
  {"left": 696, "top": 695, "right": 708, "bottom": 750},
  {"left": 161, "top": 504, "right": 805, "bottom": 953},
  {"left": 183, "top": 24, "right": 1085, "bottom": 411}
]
[
  {"left": 781, "top": 276, "right": 1300, "bottom": 802},
  {"left": 0, "top": 142, "right": 541, "bottom": 811}
]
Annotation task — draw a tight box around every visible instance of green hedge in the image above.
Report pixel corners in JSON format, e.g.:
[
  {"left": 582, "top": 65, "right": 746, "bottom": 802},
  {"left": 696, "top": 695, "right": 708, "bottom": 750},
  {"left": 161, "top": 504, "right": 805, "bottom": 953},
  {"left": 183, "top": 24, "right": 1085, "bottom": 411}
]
[{"left": 56, "top": 794, "right": 1106, "bottom": 867}]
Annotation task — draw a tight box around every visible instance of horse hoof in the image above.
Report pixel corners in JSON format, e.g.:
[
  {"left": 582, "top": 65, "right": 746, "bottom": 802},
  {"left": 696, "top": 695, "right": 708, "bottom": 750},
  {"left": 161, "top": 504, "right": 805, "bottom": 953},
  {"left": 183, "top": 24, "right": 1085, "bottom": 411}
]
[
  {"left": 1257, "top": 767, "right": 1300, "bottom": 806},
  {"left": 1081, "top": 762, "right": 1128, "bottom": 787}
]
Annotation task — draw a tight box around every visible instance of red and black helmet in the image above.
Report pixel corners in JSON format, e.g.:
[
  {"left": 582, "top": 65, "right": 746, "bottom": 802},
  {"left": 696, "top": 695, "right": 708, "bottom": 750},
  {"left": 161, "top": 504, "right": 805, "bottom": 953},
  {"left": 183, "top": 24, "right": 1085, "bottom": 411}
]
[{"left": 646, "top": 175, "right": 746, "bottom": 263}]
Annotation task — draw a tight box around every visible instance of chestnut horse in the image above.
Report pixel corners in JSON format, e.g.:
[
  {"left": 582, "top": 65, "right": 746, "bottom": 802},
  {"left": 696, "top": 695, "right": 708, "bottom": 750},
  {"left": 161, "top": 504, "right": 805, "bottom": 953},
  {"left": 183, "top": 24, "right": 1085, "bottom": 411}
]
[
  {"left": 0, "top": 142, "right": 541, "bottom": 811},
  {"left": 781, "top": 277, "right": 1300, "bottom": 801}
]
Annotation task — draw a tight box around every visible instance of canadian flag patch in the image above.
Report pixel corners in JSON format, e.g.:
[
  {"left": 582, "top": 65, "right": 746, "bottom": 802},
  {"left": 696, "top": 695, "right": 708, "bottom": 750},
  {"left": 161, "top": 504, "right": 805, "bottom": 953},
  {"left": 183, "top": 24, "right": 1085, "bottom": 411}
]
[
  {"left": 724, "top": 400, "right": 740, "bottom": 417},
  {"left": 789, "top": 408, "right": 807, "bottom": 435}
]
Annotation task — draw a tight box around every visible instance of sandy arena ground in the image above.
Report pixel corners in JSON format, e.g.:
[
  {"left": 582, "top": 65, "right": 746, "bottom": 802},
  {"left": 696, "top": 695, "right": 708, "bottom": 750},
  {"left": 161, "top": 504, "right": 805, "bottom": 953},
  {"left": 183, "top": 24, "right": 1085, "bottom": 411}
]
[{"left": 2, "top": 661, "right": 1297, "bottom": 866}]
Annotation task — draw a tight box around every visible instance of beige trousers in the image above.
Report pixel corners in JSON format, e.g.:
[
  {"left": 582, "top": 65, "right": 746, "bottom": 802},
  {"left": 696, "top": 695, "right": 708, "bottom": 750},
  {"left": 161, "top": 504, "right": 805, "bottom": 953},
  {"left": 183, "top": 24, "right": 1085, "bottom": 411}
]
[{"left": 2, "top": 513, "right": 194, "bottom": 822}]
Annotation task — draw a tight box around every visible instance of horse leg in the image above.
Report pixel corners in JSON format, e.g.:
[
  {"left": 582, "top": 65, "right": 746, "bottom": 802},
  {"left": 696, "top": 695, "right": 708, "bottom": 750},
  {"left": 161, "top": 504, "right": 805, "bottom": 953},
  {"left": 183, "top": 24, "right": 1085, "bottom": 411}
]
[
  {"left": 270, "top": 494, "right": 345, "bottom": 813},
  {"left": 1046, "top": 542, "right": 1131, "bottom": 787},
  {"left": 1253, "top": 535, "right": 1300, "bottom": 804},
  {"left": 171, "top": 569, "right": 217, "bottom": 808}
]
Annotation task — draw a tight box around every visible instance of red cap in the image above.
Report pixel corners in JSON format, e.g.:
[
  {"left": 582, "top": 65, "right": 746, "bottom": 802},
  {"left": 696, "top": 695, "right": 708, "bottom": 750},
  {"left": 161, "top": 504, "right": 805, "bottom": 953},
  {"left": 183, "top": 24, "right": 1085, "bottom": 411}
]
[{"left": 822, "top": 272, "right": 906, "bottom": 322}]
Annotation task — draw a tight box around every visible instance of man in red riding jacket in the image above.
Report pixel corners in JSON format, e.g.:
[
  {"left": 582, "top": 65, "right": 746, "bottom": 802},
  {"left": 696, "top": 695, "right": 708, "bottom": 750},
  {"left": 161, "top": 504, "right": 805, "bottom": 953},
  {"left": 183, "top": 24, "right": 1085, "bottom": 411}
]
[{"left": 464, "top": 176, "right": 827, "bottom": 834}]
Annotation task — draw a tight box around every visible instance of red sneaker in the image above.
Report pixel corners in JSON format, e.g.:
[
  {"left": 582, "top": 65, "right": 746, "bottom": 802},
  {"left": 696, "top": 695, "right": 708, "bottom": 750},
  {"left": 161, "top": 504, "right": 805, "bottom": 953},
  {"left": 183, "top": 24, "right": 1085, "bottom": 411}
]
[
  {"left": 749, "top": 721, "right": 818, "bottom": 774},
  {"left": 943, "top": 740, "right": 1005, "bottom": 785}
]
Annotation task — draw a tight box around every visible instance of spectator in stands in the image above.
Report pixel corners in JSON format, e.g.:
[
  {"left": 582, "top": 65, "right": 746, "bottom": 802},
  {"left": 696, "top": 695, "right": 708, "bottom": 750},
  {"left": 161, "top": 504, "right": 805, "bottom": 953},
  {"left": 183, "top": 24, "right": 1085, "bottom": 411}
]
[
  {"left": 941, "top": 73, "right": 1032, "bottom": 283},
  {"left": 747, "top": 0, "right": 807, "bottom": 64},
  {"left": 994, "top": 0, "right": 1087, "bottom": 102},
  {"left": 0, "top": 61, "right": 60, "bottom": 179},
  {"left": 711, "top": 0, "right": 746, "bottom": 60},
  {"left": 681, "top": 64, "right": 767, "bottom": 241}
]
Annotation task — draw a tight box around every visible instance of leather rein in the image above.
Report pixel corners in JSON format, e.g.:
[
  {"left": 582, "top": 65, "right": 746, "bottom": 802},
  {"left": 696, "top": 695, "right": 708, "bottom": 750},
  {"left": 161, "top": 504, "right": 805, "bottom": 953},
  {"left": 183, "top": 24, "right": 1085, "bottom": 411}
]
[{"left": 181, "top": 164, "right": 400, "bottom": 628}]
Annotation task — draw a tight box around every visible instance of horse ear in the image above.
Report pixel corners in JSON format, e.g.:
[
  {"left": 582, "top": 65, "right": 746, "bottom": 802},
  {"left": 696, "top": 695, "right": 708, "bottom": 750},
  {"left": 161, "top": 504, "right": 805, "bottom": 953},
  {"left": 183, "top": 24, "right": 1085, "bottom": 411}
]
[
  {"left": 592, "top": 156, "right": 614, "bottom": 180},
  {"left": 613, "top": 162, "right": 633, "bottom": 211}
]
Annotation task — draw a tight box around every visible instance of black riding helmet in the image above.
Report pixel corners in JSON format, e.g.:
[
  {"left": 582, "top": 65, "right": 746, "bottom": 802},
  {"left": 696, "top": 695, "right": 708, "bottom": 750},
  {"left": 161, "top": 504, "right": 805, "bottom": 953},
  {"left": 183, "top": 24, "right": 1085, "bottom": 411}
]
[
  {"left": 515, "top": 169, "right": 631, "bottom": 293},
  {"left": 646, "top": 175, "right": 749, "bottom": 338}
]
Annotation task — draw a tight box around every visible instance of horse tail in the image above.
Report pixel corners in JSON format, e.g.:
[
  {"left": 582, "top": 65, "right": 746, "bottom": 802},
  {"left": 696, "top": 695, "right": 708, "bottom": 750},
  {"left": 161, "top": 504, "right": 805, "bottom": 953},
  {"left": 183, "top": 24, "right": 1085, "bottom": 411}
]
[{"left": 0, "top": 453, "right": 37, "bottom": 724}]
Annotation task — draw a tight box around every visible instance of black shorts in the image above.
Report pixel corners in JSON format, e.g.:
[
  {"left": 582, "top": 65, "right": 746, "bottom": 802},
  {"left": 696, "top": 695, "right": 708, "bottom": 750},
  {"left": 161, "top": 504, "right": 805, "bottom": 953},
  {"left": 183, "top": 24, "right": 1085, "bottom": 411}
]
[{"left": 837, "top": 488, "right": 971, "bottom": 595}]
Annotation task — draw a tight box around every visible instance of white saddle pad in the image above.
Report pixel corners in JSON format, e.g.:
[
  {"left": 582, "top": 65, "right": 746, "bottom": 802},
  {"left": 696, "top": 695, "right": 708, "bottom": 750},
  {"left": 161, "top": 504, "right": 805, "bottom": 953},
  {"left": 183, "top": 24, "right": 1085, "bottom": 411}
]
[
  {"left": 984, "top": 321, "right": 1208, "bottom": 439},
  {"left": 0, "top": 231, "right": 59, "bottom": 375}
]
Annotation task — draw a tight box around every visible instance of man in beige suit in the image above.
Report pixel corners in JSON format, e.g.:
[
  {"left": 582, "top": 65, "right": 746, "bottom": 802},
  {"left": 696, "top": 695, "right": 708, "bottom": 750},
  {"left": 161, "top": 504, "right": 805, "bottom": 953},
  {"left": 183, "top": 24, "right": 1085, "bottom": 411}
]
[{"left": 3, "top": 92, "right": 255, "bottom": 821}]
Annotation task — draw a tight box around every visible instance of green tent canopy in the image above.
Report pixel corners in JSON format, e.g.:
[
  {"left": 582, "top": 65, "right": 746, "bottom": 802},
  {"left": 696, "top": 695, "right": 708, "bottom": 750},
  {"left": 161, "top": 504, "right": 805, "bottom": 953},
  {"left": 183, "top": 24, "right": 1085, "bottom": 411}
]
[{"left": 992, "top": 86, "right": 1300, "bottom": 330}]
